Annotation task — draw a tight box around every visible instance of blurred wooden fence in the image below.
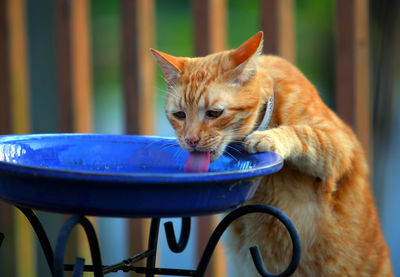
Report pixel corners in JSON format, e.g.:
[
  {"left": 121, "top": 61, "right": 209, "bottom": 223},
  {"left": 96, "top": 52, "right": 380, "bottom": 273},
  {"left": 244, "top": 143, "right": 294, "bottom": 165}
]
[{"left": 0, "top": 0, "right": 370, "bottom": 276}]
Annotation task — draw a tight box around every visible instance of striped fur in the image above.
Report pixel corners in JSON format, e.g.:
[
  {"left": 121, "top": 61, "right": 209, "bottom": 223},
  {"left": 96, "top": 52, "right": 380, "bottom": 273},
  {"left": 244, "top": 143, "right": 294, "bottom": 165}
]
[{"left": 152, "top": 32, "right": 393, "bottom": 276}]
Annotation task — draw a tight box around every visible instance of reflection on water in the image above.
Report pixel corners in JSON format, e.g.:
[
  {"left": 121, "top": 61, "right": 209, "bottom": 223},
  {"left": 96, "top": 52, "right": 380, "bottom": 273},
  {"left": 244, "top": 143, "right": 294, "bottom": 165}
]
[{"left": 0, "top": 144, "right": 27, "bottom": 164}]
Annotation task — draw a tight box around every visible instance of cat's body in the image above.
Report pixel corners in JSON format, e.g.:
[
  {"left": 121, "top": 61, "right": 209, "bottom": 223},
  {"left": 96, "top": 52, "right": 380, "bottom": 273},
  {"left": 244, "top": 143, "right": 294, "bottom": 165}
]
[
  {"left": 227, "top": 54, "right": 393, "bottom": 276},
  {"left": 152, "top": 32, "right": 393, "bottom": 276}
]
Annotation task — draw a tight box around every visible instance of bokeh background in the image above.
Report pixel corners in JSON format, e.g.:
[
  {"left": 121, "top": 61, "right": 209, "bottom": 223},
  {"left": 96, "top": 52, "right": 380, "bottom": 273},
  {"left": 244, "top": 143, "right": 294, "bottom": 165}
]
[{"left": 0, "top": 0, "right": 399, "bottom": 276}]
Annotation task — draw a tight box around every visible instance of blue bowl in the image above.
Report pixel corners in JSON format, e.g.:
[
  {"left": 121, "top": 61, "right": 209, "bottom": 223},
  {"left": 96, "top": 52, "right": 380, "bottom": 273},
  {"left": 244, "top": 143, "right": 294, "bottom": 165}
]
[{"left": 0, "top": 134, "right": 282, "bottom": 217}]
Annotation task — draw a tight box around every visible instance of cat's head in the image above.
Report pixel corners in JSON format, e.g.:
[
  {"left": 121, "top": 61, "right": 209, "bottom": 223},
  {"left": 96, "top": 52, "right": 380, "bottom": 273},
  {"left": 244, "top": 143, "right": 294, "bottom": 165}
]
[{"left": 152, "top": 32, "right": 268, "bottom": 162}]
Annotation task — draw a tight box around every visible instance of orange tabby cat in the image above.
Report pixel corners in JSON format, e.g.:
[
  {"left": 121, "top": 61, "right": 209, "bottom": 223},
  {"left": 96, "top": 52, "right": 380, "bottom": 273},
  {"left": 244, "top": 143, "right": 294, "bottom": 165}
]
[{"left": 151, "top": 32, "right": 393, "bottom": 276}]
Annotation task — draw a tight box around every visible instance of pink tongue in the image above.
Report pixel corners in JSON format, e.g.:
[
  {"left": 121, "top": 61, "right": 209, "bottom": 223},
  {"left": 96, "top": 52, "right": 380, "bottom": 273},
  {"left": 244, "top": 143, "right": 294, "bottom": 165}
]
[{"left": 184, "top": 151, "right": 210, "bottom": 173}]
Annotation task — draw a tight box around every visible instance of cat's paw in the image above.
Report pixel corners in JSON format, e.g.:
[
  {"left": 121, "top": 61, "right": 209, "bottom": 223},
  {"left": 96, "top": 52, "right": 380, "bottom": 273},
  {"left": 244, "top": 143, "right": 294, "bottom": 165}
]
[{"left": 244, "top": 130, "right": 286, "bottom": 157}]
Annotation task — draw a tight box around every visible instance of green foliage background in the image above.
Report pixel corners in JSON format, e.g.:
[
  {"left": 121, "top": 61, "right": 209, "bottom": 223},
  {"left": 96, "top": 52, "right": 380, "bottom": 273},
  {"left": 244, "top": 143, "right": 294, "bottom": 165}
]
[{"left": 90, "top": 0, "right": 335, "bottom": 134}]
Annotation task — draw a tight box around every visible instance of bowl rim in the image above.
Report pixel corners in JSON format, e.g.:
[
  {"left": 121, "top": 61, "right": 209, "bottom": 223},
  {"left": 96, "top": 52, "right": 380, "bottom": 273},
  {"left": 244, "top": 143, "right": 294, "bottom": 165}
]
[{"left": 0, "top": 133, "right": 283, "bottom": 184}]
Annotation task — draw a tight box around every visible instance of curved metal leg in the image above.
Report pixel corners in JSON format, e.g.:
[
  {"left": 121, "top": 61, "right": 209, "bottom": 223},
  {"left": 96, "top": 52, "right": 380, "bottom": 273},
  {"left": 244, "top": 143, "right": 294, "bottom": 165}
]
[
  {"left": 6, "top": 204, "right": 300, "bottom": 277},
  {"left": 164, "top": 217, "right": 191, "bottom": 253},
  {"left": 16, "top": 207, "right": 55, "bottom": 276},
  {"left": 54, "top": 215, "right": 103, "bottom": 277},
  {"left": 196, "top": 204, "right": 301, "bottom": 277},
  {"left": 145, "top": 218, "right": 160, "bottom": 277}
]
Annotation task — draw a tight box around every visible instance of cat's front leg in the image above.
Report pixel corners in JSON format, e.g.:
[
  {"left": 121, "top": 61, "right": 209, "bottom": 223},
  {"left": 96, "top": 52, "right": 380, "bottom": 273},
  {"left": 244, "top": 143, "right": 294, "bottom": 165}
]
[
  {"left": 243, "top": 125, "right": 356, "bottom": 182},
  {"left": 244, "top": 127, "right": 321, "bottom": 180}
]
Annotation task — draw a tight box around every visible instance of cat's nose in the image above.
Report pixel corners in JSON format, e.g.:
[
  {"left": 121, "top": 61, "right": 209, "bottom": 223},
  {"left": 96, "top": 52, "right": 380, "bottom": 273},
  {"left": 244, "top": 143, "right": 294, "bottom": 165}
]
[{"left": 185, "top": 137, "right": 200, "bottom": 147}]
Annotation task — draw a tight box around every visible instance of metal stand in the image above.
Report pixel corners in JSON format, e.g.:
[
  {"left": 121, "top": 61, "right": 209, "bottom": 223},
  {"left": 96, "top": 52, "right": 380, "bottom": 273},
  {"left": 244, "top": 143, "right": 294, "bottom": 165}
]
[{"left": 0, "top": 204, "right": 301, "bottom": 277}]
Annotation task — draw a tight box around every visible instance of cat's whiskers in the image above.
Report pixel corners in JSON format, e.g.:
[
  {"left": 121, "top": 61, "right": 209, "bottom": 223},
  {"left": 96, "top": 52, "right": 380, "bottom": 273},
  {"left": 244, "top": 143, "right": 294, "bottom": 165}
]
[
  {"left": 156, "top": 87, "right": 179, "bottom": 101},
  {"left": 155, "top": 74, "right": 180, "bottom": 97},
  {"left": 230, "top": 125, "right": 250, "bottom": 131},
  {"left": 168, "top": 86, "right": 180, "bottom": 98},
  {"left": 226, "top": 144, "right": 243, "bottom": 154},
  {"left": 172, "top": 147, "right": 185, "bottom": 162},
  {"left": 168, "top": 82, "right": 179, "bottom": 93},
  {"left": 143, "top": 139, "right": 166, "bottom": 150},
  {"left": 160, "top": 143, "right": 178, "bottom": 151},
  {"left": 222, "top": 149, "right": 239, "bottom": 163},
  {"left": 230, "top": 125, "right": 254, "bottom": 134},
  {"left": 163, "top": 76, "right": 180, "bottom": 94}
]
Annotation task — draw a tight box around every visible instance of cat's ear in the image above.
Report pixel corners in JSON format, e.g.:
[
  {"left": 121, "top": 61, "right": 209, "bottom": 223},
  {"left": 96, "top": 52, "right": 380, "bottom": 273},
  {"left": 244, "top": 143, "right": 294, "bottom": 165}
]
[
  {"left": 229, "top": 31, "right": 263, "bottom": 84},
  {"left": 151, "top": 49, "right": 184, "bottom": 86}
]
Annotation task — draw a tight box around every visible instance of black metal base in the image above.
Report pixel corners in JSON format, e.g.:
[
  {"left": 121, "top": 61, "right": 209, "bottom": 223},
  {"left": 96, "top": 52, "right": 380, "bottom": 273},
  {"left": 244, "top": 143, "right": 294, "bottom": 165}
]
[{"left": 0, "top": 205, "right": 301, "bottom": 277}]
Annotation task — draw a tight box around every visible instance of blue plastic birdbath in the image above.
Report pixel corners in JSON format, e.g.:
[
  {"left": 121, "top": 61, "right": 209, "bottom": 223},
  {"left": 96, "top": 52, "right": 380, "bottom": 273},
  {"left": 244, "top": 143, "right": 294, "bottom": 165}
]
[{"left": 0, "top": 134, "right": 283, "bottom": 217}]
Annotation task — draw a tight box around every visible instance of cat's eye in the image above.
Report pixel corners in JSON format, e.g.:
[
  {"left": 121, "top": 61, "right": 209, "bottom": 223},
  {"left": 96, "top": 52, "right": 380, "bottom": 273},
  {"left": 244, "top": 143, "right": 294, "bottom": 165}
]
[
  {"left": 206, "top": 110, "right": 224, "bottom": 118},
  {"left": 173, "top": 111, "right": 186, "bottom": 119}
]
